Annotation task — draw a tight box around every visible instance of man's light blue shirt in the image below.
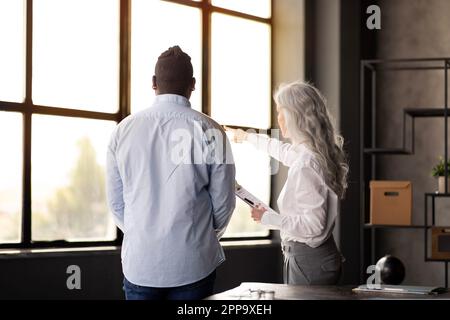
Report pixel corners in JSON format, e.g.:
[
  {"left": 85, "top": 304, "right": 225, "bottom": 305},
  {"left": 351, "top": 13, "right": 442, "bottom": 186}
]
[{"left": 106, "top": 94, "right": 236, "bottom": 287}]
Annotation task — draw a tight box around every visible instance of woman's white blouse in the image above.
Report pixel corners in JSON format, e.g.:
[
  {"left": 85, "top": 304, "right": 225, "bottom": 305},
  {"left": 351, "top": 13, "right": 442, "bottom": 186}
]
[{"left": 246, "top": 133, "right": 339, "bottom": 248}]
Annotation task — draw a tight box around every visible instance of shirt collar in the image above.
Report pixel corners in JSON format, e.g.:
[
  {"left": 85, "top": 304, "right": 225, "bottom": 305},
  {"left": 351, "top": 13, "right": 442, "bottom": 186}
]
[{"left": 153, "top": 94, "right": 191, "bottom": 108}]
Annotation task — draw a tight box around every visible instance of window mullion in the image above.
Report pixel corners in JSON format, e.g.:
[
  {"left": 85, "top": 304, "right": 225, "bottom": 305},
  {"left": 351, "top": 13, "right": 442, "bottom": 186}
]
[
  {"left": 21, "top": 113, "right": 31, "bottom": 245},
  {"left": 21, "top": 0, "right": 33, "bottom": 246},
  {"left": 202, "top": 0, "right": 211, "bottom": 115},
  {"left": 119, "top": 0, "right": 131, "bottom": 121}
]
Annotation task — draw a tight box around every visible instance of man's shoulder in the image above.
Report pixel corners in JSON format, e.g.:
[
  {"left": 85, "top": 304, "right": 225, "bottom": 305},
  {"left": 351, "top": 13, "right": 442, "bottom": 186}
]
[
  {"left": 117, "top": 108, "right": 151, "bottom": 126},
  {"left": 115, "top": 107, "right": 224, "bottom": 134},
  {"left": 114, "top": 113, "right": 135, "bottom": 132},
  {"left": 189, "top": 111, "right": 224, "bottom": 132}
]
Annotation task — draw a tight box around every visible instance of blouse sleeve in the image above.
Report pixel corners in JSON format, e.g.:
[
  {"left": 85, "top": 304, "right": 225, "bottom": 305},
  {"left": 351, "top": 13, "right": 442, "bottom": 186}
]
[
  {"left": 261, "top": 210, "right": 282, "bottom": 230},
  {"left": 246, "top": 133, "right": 298, "bottom": 167}
]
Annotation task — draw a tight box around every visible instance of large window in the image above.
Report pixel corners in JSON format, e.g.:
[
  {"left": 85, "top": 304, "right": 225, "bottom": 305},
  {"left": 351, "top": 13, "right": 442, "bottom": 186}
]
[
  {"left": 131, "top": 0, "right": 272, "bottom": 238},
  {"left": 0, "top": 0, "right": 120, "bottom": 248},
  {"left": 31, "top": 116, "right": 117, "bottom": 241},
  {"left": 0, "top": 112, "right": 22, "bottom": 243},
  {"left": 131, "top": 0, "right": 202, "bottom": 112},
  {"left": 32, "top": 0, "right": 120, "bottom": 112},
  {"left": 0, "top": 0, "right": 272, "bottom": 247}
]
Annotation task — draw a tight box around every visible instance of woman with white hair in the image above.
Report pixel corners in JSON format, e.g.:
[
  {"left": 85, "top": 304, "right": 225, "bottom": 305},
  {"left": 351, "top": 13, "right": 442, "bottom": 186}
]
[{"left": 226, "top": 81, "right": 348, "bottom": 285}]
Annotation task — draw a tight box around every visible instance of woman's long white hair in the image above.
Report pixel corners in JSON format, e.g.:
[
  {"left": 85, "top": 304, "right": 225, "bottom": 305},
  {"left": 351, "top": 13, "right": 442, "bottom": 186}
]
[{"left": 274, "top": 81, "right": 349, "bottom": 199}]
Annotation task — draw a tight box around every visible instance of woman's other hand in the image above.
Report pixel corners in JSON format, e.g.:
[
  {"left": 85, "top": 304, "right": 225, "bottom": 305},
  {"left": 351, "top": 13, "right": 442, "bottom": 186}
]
[
  {"left": 224, "top": 126, "right": 248, "bottom": 143},
  {"left": 251, "top": 204, "right": 266, "bottom": 223}
]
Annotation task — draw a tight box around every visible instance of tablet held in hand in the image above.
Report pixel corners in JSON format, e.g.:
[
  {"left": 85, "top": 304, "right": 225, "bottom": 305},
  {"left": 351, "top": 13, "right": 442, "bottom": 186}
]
[{"left": 235, "top": 181, "right": 279, "bottom": 216}]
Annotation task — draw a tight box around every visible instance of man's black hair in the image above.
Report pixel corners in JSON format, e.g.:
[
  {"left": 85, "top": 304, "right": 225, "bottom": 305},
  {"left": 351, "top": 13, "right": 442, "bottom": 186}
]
[{"left": 154, "top": 46, "right": 193, "bottom": 95}]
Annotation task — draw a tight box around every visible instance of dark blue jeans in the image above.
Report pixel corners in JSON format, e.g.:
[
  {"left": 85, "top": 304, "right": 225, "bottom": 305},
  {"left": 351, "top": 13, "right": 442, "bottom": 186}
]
[{"left": 123, "top": 270, "right": 216, "bottom": 300}]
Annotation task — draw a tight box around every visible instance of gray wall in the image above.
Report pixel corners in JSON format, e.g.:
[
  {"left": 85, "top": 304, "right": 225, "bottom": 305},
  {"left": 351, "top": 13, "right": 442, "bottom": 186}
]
[
  {"left": 309, "top": 0, "right": 341, "bottom": 124},
  {"left": 375, "top": 0, "right": 450, "bottom": 286}
]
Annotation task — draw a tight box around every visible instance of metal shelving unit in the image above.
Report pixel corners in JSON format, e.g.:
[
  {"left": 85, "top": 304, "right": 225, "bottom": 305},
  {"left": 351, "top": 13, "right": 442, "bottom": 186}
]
[{"left": 360, "top": 58, "right": 450, "bottom": 288}]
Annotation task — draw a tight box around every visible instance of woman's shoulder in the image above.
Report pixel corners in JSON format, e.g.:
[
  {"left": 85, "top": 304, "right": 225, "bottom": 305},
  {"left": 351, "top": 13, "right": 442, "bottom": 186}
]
[{"left": 290, "top": 145, "right": 323, "bottom": 175}]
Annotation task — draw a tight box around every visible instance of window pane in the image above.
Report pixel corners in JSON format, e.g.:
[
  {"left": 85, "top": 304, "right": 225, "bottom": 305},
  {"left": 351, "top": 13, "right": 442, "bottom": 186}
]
[
  {"left": 212, "top": 0, "right": 271, "bottom": 18},
  {"left": 131, "top": 0, "right": 202, "bottom": 113},
  {"left": 224, "top": 139, "right": 270, "bottom": 237},
  {"left": 32, "top": 0, "right": 119, "bottom": 112},
  {"left": 0, "top": 112, "right": 22, "bottom": 243},
  {"left": 32, "top": 115, "right": 116, "bottom": 241},
  {"left": 0, "top": 0, "right": 25, "bottom": 102},
  {"left": 211, "top": 13, "right": 271, "bottom": 129}
]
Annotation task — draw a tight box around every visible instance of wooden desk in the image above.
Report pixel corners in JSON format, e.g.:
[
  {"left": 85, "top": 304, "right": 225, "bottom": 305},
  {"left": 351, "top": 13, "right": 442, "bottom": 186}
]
[{"left": 207, "top": 282, "right": 450, "bottom": 300}]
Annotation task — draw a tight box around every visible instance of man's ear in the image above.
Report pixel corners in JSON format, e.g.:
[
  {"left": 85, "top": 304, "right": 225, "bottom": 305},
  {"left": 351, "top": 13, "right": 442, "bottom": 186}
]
[
  {"left": 152, "top": 76, "right": 157, "bottom": 90},
  {"left": 191, "top": 77, "right": 196, "bottom": 91}
]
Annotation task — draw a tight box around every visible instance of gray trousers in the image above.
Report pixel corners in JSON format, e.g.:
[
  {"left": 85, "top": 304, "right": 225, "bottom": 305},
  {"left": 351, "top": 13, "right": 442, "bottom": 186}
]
[{"left": 282, "top": 235, "right": 344, "bottom": 285}]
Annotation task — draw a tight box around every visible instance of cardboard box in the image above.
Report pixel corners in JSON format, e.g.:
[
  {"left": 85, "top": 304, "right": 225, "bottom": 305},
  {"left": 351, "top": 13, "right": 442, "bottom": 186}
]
[{"left": 370, "top": 181, "right": 412, "bottom": 225}]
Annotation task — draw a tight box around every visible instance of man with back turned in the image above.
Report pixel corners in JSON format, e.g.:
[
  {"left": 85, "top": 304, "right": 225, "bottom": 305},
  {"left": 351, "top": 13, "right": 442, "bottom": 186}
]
[{"left": 106, "top": 46, "right": 236, "bottom": 300}]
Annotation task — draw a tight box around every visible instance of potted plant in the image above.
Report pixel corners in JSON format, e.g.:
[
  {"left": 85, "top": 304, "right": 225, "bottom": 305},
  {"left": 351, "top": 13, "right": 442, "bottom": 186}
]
[{"left": 431, "top": 156, "right": 450, "bottom": 193}]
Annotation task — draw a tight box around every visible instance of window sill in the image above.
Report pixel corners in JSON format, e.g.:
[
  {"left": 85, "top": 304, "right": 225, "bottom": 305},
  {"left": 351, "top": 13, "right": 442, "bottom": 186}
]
[
  {"left": 221, "top": 239, "right": 280, "bottom": 249},
  {"left": 0, "top": 239, "right": 280, "bottom": 259},
  {"left": 0, "top": 246, "right": 121, "bottom": 259}
]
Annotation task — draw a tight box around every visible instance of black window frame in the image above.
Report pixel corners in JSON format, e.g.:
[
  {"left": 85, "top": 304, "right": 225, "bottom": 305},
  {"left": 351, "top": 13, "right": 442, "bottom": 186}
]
[{"left": 0, "top": 0, "right": 273, "bottom": 249}]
